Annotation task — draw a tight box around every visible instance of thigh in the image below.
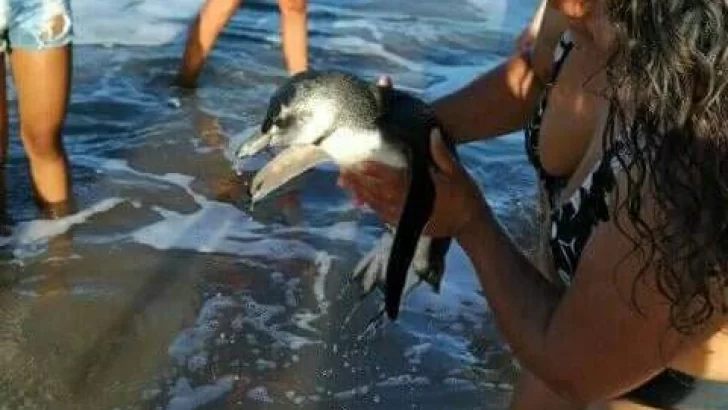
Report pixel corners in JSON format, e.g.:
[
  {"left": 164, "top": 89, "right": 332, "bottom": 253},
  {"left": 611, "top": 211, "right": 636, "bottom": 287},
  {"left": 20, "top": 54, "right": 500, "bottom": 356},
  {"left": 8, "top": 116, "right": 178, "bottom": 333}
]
[
  {"left": 10, "top": 46, "right": 70, "bottom": 138},
  {"left": 7, "top": 0, "right": 72, "bottom": 136}
]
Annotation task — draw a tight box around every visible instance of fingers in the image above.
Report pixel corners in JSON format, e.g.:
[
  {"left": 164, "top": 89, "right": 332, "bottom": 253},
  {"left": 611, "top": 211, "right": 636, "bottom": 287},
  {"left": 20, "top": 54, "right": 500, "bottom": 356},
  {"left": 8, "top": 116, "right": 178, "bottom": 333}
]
[
  {"left": 338, "top": 171, "right": 402, "bottom": 223},
  {"left": 359, "top": 187, "right": 403, "bottom": 224},
  {"left": 339, "top": 162, "right": 408, "bottom": 191},
  {"left": 337, "top": 161, "right": 407, "bottom": 224},
  {"left": 360, "top": 161, "right": 408, "bottom": 184}
]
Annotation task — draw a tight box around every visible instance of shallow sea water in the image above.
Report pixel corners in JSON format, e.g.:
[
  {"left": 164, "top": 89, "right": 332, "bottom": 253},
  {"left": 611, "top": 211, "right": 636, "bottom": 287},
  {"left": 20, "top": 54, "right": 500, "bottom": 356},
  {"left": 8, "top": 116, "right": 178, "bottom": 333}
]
[{"left": 0, "top": 0, "right": 540, "bottom": 408}]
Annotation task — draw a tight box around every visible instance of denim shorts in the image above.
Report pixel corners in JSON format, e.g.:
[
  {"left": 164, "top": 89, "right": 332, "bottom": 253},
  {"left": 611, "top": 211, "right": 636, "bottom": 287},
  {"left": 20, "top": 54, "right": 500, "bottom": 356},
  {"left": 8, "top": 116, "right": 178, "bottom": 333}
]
[{"left": 0, "top": 0, "right": 73, "bottom": 52}]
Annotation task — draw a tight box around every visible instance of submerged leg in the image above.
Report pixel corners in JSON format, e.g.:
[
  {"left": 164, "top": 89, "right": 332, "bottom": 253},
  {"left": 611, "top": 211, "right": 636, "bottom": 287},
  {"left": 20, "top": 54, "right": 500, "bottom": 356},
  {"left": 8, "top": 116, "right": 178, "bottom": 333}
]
[
  {"left": 10, "top": 9, "right": 74, "bottom": 213},
  {"left": 176, "top": 0, "right": 244, "bottom": 87}
]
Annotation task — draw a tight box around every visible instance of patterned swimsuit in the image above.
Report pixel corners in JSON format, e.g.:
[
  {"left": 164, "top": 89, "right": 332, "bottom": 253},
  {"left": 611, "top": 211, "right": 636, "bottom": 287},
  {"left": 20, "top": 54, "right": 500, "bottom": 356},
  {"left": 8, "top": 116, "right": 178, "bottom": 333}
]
[{"left": 524, "top": 32, "right": 728, "bottom": 409}]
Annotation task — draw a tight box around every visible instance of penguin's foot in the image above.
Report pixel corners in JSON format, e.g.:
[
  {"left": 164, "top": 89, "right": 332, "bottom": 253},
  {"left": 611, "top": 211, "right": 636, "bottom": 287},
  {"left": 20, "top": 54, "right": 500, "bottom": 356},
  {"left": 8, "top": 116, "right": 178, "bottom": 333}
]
[{"left": 351, "top": 231, "right": 393, "bottom": 296}]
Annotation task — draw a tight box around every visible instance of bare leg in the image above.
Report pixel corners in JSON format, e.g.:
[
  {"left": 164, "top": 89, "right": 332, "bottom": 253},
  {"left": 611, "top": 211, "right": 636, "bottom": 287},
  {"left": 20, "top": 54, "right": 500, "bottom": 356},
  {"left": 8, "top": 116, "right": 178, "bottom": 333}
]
[
  {"left": 0, "top": 54, "right": 8, "bottom": 164},
  {"left": 10, "top": 46, "right": 73, "bottom": 215},
  {"left": 278, "top": 0, "right": 308, "bottom": 74},
  {"left": 0, "top": 53, "right": 8, "bottom": 230},
  {"left": 176, "top": 0, "right": 243, "bottom": 88}
]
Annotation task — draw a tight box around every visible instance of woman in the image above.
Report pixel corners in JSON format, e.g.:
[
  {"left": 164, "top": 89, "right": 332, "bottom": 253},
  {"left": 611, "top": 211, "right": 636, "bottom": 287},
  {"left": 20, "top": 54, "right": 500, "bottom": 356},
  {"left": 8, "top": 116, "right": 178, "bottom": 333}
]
[
  {"left": 339, "top": 0, "right": 728, "bottom": 409},
  {"left": 175, "top": 0, "right": 308, "bottom": 88},
  {"left": 0, "top": 0, "right": 74, "bottom": 218}
]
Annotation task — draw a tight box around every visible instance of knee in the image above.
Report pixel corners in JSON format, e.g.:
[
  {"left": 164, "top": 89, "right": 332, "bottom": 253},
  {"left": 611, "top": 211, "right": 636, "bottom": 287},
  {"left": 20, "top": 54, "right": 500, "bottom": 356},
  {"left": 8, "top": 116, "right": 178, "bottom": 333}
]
[
  {"left": 278, "top": 0, "right": 307, "bottom": 15},
  {"left": 21, "top": 125, "right": 65, "bottom": 162}
]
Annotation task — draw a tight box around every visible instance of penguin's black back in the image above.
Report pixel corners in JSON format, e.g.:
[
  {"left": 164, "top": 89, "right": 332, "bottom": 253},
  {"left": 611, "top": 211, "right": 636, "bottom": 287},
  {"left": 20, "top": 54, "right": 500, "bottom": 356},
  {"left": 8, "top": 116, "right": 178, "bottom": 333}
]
[
  {"left": 369, "top": 83, "right": 457, "bottom": 320},
  {"left": 376, "top": 87, "right": 455, "bottom": 163}
]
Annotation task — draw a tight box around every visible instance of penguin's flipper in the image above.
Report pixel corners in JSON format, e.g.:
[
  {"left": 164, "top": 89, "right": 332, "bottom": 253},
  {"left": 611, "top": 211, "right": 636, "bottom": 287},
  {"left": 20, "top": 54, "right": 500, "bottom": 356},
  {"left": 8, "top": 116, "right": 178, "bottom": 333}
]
[{"left": 383, "top": 153, "right": 435, "bottom": 320}]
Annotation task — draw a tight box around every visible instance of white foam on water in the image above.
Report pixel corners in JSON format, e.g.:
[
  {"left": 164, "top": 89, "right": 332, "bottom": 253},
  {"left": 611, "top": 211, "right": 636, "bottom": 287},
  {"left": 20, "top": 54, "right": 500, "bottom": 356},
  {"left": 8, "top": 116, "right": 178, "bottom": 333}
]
[
  {"left": 75, "top": 155, "right": 327, "bottom": 259},
  {"left": 332, "top": 385, "right": 370, "bottom": 400},
  {"left": 443, "top": 377, "right": 478, "bottom": 390},
  {"left": 247, "top": 386, "right": 274, "bottom": 403},
  {"left": 168, "top": 295, "right": 238, "bottom": 366},
  {"left": 1, "top": 197, "right": 125, "bottom": 259},
  {"left": 330, "top": 19, "right": 384, "bottom": 41},
  {"left": 72, "top": 0, "right": 201, "bottom": 46},
  {"left": 312, "top": 251, "right": 332, "bottom": 311},
  {"left": 291, "top": 310, "right": 321, "bottom": 333},
  {"left": 307, "top": 221, "right": 360, "bottom": 242},
  {"left": 236, "top": 294, "right": 320, "bottom": 350},
  {"left": 130, "top": 201, "right": 297, "bottom": 257},
  {"left": 167, "top": 376, "right": 235, "bottom": 410},
  {"left": 376, "top": 374, "right": 431, "bottom": 388}
]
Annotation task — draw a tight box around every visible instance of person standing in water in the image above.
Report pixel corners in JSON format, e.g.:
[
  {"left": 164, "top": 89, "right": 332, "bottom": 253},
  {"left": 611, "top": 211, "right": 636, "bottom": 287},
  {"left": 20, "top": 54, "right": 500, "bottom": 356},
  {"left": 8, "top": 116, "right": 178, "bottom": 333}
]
[
  {"left": 175, "top": 0, "right": 308, "bottom": 87},
  {"left": 0, "top": 0, "right": 75, "bottom": 219}
]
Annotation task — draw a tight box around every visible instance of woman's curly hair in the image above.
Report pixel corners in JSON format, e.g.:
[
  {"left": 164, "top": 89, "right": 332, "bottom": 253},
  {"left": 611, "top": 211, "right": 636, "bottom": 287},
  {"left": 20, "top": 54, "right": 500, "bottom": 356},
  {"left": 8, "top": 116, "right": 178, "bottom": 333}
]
[{"left": 602, "top": 0, "right": 728, "bottom": 333}]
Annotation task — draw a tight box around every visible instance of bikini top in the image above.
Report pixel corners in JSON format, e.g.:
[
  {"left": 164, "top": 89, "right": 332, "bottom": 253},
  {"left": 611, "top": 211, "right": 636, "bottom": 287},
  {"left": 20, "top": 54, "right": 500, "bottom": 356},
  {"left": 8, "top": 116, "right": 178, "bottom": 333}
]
[
  {"left": 524, "top": 33, "right": 728, "bottom": 408},
  {"left": 524, "top": 32, "right": 619, "bottom": 285}
]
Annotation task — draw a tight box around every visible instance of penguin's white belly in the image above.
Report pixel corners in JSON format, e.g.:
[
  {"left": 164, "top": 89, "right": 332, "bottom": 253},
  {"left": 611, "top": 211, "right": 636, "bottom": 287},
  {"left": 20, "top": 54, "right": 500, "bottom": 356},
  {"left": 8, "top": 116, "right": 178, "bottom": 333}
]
[{"left": 319, "top": 128, "right": 407, "bottom": 169}]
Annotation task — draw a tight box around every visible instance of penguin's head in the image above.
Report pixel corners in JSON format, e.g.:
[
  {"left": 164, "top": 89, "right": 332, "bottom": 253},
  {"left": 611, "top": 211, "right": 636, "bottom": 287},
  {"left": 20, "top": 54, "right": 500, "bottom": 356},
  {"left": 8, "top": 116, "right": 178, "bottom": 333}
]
[
  {"left": 258, "top": 71, "right": 385, "bottom": 149},
  {"left": 237, "top": 70, "right": 392, "bottom": 202}
]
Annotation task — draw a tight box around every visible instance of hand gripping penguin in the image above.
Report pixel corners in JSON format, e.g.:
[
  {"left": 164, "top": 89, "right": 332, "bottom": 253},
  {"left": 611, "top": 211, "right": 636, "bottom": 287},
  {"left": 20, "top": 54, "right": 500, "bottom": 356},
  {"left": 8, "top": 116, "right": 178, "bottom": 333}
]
[{"left": 236, "top": 70, "right": 459, "bottom": 321}]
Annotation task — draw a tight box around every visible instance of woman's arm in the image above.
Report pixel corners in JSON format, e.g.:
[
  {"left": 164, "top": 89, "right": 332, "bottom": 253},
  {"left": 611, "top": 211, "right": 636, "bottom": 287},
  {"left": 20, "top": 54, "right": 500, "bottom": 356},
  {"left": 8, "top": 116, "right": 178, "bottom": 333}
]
[
  {"left": 338, "top": 6, "right": 569, "bottom": 208},
  {"left": 514, "top": 0, "right": 549, "bottom": 53},
  {"left": 354, "top": 132, "right": 724, "bottom": 405},
  {"left": 454, "top": 170, "right": 722, "bottom": 405},
  {"left": 433, "top": 4, "right": 568, "bottom": 144}
]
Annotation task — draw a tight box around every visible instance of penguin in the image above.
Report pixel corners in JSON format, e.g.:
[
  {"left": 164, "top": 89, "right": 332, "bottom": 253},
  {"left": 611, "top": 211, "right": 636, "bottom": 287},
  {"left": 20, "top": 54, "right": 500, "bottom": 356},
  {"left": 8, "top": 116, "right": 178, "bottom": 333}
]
[{"left": 236, "top": 70, "right": 458, "bottom": 321}]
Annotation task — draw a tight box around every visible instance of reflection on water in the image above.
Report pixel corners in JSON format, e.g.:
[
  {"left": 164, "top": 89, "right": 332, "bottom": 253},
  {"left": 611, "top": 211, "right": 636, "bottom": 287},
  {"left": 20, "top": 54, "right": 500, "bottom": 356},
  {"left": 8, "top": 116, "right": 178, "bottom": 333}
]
[{"left": 0, "top": 0, "right": 539, "bottom": 408}]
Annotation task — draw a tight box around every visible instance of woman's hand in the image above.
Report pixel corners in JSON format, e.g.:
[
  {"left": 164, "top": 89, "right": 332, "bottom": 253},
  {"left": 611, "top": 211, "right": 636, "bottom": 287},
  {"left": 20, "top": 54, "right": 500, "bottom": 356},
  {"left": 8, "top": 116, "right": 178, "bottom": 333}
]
[
  {"left": 338, "top": 127, "right": 486, "bottom": 239},
  {"left": 423, "top": 128, "right": 486, "bottom": 238}
]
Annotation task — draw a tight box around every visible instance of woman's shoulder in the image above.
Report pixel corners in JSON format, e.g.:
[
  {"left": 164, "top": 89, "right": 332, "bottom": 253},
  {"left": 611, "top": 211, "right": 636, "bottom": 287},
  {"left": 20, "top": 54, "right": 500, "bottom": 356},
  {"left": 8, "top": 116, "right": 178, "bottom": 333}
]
[{"left": 529, "top": 5, "right": 570, "bottom": 84}]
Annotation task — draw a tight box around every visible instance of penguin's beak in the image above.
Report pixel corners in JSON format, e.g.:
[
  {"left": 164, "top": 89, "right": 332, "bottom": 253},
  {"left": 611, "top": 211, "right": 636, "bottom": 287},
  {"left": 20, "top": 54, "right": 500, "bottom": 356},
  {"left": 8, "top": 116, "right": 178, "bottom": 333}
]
[
  {"left": 236, "top": 130, "right": 271, "bottom": 159},
  {"left": 247, "top": 144, "right": 331, "bottom": 203}
]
